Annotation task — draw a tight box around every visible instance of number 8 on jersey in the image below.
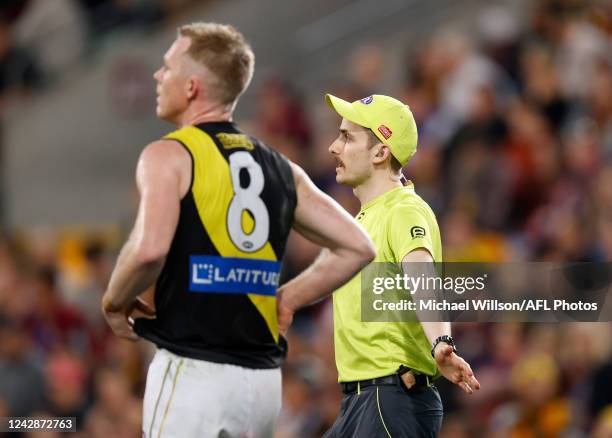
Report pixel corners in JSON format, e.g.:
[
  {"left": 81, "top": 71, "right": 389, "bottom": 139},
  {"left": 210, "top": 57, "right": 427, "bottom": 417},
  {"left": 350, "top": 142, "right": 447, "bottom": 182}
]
[{"left": 227, "top": 151, "right": 270, "bottom": 252}]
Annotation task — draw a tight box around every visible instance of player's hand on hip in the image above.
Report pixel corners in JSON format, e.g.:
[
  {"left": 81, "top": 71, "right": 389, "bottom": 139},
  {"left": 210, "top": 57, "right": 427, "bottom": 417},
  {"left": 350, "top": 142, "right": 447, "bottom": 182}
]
[
  {"left": 276, "top": 288, "right": 295, "bottom": 337},
  {"left": 434, "top": 343, "right": 481, "bottom": 394},
  {"left": 102, "top": 296, "right": 156, "bottom": 341}
]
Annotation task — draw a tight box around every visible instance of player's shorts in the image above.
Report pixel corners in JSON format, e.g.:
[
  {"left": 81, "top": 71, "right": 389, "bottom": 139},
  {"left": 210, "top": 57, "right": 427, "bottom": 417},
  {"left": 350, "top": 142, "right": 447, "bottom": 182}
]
[{"left": 142, "top": 348, "right": 281, "bottom": 438}]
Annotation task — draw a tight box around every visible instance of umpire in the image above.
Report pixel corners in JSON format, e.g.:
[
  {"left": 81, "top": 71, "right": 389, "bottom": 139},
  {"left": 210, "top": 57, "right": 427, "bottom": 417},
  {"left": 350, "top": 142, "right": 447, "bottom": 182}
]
[{"left": 278, "top": 94, "right": 480, "bottom": 437}]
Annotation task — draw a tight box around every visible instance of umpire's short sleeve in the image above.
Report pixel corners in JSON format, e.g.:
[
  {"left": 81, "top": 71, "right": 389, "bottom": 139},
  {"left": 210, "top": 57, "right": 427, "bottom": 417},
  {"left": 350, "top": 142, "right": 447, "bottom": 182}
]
[{"left": 387, "top": 205, "right": 435, "bottom": 262}]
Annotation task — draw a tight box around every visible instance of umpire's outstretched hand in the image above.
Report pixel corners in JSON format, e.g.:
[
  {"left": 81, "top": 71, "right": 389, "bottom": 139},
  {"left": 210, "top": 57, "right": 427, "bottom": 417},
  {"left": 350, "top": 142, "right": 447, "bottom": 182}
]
[{"left": 434, "top": 344, "right": 481, "bottom": 394}]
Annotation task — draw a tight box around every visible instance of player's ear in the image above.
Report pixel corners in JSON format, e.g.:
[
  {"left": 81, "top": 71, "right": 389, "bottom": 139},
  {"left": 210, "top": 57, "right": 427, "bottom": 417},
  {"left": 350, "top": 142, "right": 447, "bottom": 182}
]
[{"left": 186, "top": 76, "right": 200, "bottom": 100}]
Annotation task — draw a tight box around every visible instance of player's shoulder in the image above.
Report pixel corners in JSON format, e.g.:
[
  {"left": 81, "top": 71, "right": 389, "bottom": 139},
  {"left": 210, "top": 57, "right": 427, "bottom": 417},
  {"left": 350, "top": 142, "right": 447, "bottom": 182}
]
[
  {"left": 136, "top": 139, "right": 192, "bottom": 185},
  {"left": 140, "top": 138, "right": 190, "bottom": 161},
  {"left": 252, "top": 134, "right": 293, "bottom": 166},
  {"left": 214, "top": 123, "right": 290, "bottom": 166},
  {"left": 163, "top": 125, "right": 200, "bottom": 141}
]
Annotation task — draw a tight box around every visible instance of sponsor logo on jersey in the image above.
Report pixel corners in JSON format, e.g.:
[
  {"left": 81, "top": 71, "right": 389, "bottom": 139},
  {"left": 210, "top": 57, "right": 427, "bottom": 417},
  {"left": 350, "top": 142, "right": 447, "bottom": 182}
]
[
  {"left": 189, "top": 255, "right": 280, "bottom": 296},
  {"left": 360, "top": 95, "right": 374, "bottom": 104},
  {"left": 411, "top": 226, "right": 426, "bottom": 239}
]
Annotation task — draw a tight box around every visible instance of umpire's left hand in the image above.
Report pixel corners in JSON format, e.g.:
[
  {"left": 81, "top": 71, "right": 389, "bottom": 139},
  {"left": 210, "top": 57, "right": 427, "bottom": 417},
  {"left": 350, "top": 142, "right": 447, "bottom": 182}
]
[{"left": 434, "top": 343, "right": 481, "bottom": 394}]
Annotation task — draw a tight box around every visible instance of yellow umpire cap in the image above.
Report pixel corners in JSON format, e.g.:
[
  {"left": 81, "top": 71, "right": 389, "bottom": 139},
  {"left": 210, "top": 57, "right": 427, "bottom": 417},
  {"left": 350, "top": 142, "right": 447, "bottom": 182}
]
[{"left": 325, "top": 94, "right": 418, "bottom": 166}]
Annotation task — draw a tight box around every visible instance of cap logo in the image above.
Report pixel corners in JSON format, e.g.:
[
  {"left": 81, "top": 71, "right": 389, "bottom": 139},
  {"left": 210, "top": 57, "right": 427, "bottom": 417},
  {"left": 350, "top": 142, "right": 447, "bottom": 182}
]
[
  {"left": 360, "top": 96, "right": 374, "bottom": 104},
  {"left": 378, "top": 124, "right": 392, "bottom": 139}
]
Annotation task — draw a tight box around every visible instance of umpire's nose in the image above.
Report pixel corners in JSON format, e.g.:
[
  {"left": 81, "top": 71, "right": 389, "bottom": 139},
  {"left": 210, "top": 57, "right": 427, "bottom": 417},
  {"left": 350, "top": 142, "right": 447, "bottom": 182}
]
[{"left": 328, "top": 138, "right": 341, "bottom": 156}]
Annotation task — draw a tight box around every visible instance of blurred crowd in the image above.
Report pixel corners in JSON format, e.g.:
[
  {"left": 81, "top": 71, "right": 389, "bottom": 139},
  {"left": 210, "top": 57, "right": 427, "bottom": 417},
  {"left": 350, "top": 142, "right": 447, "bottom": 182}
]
[
  {"left": 0, "top": 0, "right": 207, "bottom": 105},
  {"left": 1, "top": 0, "right": 612, "bottom": 436}
]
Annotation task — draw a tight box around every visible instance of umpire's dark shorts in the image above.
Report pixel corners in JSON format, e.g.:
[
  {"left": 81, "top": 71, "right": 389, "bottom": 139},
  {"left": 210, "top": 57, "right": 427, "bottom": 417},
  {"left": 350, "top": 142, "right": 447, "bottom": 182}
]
[{"left": 323, "top": 381, "right": 443, "bottom": 438}]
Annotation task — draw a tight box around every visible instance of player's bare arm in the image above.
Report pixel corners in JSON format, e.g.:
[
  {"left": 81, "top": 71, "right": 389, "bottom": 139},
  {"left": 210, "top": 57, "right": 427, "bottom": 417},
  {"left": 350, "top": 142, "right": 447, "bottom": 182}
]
[
  {"left": 402, "top": 248, "right": 481, "bottom": 394},
  {"left": 101, "top": 139, "right": 191, "bottom": 340},
  {"left": 276, "top": 162, "right": 375, "bottom": 334}
]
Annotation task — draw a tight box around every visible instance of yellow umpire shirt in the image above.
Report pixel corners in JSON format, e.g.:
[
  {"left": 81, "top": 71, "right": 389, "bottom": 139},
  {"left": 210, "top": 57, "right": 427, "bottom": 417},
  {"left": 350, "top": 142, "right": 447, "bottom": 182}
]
[{"left": 333, "top": 183, "right": 442, "bottom": 382}]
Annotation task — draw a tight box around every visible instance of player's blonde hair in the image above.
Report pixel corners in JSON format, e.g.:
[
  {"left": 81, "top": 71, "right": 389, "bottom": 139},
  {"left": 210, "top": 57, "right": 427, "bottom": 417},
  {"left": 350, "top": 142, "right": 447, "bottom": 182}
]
[{"left": 179, "top": 22, "right": 255, "bottom": 106}]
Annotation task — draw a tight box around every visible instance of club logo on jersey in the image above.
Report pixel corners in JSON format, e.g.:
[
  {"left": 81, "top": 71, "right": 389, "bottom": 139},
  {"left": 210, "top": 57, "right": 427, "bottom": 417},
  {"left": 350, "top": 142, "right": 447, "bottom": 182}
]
[
  {"left": 190, "top": 255, "right": 281, "bottom": 296},
  {"left": 411, "top": 226, "right": 426, "bottom": 239},
  {"left": 216, "top": 133, "right": 254, "bottom": 151},
  {"left": 360, "top": 95, "right": 374, "bottom": 104},
  {"left": 378, "top": 124, "right": 392, "bottom": 139}
]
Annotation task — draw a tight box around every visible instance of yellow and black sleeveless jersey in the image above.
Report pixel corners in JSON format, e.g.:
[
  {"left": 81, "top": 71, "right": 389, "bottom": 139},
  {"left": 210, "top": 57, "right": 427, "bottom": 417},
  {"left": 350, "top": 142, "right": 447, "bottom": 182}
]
[{"left": 134, "top": 121, "right": 296, "bottom": 369}]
